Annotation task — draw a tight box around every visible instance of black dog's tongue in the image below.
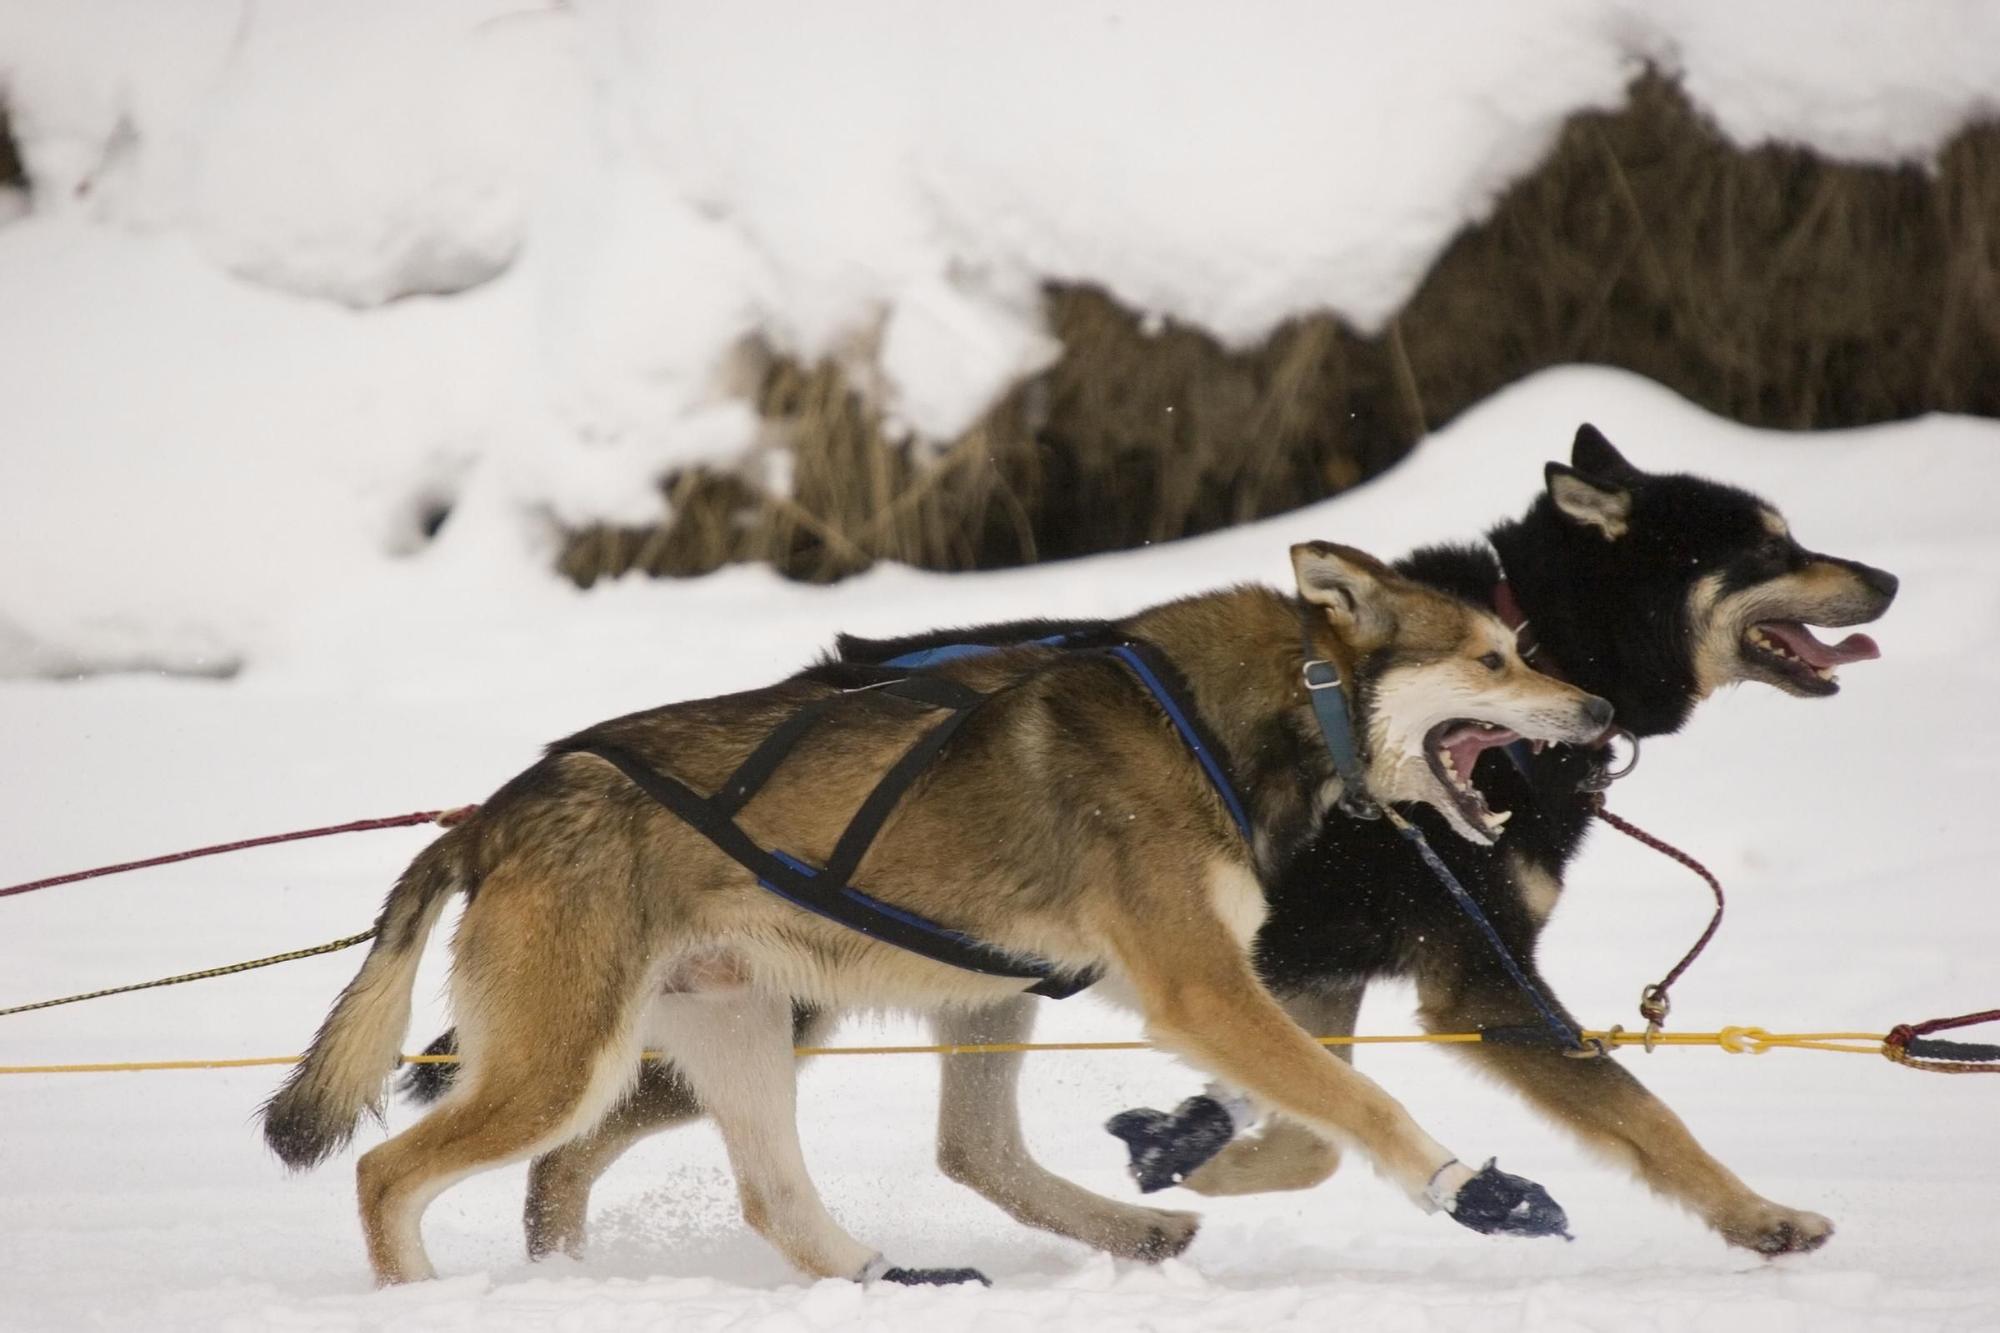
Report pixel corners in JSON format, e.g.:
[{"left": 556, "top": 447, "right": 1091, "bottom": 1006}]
[{"left": 1756, "top": 621, "right": 1881, "bottom": 667}]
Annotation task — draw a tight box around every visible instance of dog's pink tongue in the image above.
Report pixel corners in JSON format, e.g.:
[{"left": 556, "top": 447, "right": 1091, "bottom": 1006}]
[
  {"left": 1438, "top": 722, "right": 1520, "bottom": 776},
  {"left": 1758, "top": 621, "right": 1881, "bottom": 667}
]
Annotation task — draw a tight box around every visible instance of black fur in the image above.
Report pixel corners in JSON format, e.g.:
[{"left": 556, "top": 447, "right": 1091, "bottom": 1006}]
[{"left": 397, "top": 1029, "right": 461, "bottom": 1105}]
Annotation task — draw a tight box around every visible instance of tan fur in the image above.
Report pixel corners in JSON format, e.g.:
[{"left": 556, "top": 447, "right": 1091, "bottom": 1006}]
[
  {"left": 932, "top": 998, "right": 1201, "bottom": 1258},
  {"left": 1511, "top": 852, "right": 1562, "bottom": 924},
  {"left": 1207, "top": 860, "right": 1269, "bottom": 949},
  {"left": 270, "top": 544, "right": 1616, "bottom": 1284}
]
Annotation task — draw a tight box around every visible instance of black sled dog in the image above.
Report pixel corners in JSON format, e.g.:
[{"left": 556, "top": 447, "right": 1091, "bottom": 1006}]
[{"left": 1100, "top": 424, "right": 1898, "bottom": 1256}]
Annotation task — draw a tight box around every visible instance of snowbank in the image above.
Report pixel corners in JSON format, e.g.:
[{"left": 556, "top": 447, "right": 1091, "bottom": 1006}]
[{"left": 4, "top": 2, "right": 2000, "bottom": 678}]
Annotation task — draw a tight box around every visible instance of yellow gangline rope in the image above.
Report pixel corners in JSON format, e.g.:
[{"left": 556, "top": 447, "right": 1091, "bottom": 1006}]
[{"left": 0, "top": 1026, "right": 1894, "bottom": 1075}]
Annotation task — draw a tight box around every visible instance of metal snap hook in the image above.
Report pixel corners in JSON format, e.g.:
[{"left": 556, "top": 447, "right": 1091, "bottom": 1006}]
[
  {"left": 1579, "top": 727, "right": 1640, "bottom": 791},
  {"left": 1601, "top": 727, "right": 1641, "bottom": 781}
]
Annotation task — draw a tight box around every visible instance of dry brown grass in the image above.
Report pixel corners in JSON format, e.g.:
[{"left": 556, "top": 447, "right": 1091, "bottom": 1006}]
[
  {"left": 0, "top": 102, "right": 21, "bottom": 194},
  {"left": 562, "top": 72, "right": 2000, "bottom": 587}
]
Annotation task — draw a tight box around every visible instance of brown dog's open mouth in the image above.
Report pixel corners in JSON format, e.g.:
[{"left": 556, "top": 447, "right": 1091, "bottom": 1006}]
[
  {"left": 1423, "top": 719, "right": 1520, "bottom": 834},
  {"left": 1742, "top": 621, "right": 1881, "bottom": 695}
]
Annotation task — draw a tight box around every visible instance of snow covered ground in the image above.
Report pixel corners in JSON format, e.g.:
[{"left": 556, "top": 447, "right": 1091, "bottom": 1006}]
[{"left": 4, "top": 368, "right": 1998, "bottom": 1330}]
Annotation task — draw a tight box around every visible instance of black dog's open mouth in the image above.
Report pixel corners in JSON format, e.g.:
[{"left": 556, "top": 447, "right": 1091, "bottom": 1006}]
[
  {"left": 1423, "top": 719, "right": 1521, "bottom": 835},
  {"left": 1742, "top": 621, "right": 1880, "bottom": 695}
]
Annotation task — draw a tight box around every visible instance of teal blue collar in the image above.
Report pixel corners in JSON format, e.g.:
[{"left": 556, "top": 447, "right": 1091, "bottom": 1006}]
[{"left": 1301, "top": 637, "right": 1379, "bottom": 821}]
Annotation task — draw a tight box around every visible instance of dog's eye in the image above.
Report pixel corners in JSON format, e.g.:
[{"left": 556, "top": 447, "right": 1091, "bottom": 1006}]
[{"left": 1478, "top": 651, "right": 1505, "bottom": 672}]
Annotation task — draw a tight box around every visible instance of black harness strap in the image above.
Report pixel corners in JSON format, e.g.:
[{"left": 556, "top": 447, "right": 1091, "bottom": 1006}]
[
  {"left": 563, "top": 638, "right": 1252, "bottom": 1003},
  {"left": 822, "top": 693, "right": 979, "bottom": 886},
  {"left": 714, "top": 675, "right": 981, "bottom": 815},
  {"left": 714, "top": 697, "right": 842, "bottom": 814},
  {"left": 567, "top": 736, "right": 1093, "bottom": 997}
]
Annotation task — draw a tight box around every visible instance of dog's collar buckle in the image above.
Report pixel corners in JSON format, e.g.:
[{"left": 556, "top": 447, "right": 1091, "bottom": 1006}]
[
  {"left": 1493, "top": 578, "right": 1553, "bottom": 674},
  {"left": 1300, "top": 651, "right": 1380, "bottom": 821}
]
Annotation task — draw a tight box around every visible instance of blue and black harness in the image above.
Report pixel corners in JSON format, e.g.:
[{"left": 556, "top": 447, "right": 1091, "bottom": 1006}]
[
  {"left": 565, "top": 624, "right": 1589, "bottom": 1060},
  {"left": 557, "top": 633, "right": 1255, "bottom": 1000}
]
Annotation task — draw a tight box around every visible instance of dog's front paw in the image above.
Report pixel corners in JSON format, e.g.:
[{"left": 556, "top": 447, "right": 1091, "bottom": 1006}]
[
  {"left": 1716, "top": 1201, "right": 1834, "bottom": 1256},
  {"left": 1439, "top": 1159, "right": 1572, "bottom": 1241}
]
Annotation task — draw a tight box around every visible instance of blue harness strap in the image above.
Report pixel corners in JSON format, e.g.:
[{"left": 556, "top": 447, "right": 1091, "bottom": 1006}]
[
  {"left": 1103, "top": 644, "right": 1255, "bottom": 843},
  {"left": 889, "top": 636, "right": 1255, "bottom": 843}
]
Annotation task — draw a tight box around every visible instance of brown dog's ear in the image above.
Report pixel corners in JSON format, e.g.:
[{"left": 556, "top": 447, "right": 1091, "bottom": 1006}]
[
  {"left": 1545, "top": 462, "right": 1631, "bottom": 540},
  {"left": 1571, "top": 423, "right": 1641, "bottom": 481},
  {"left": 1291, "top": 541, "right": 1397, "bottom": 647}
]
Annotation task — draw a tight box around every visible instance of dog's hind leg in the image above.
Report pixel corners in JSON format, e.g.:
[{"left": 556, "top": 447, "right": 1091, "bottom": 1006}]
[
  {"left": 934, "top": 997, "right": 1199, "bottom": 1260},
  {"left": 523, "top": 1059, "right": 699, "bottom": 1261},
  {"left": 1178, "top": 982, "right": 1363, "bottom": 1198},
  {"left": 355, "top": 978, "right": 644, "bottom": 1283},
  {"left": 648, "top": 991, "right": 884, "bottom": 1281},
  {"left": 522, "top": 1005, "right": 834, "bottom": 1260}
]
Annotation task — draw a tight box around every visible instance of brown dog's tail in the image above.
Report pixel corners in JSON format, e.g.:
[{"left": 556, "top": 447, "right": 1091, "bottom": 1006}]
[{"left": 261, "top": 827, "right": 469, "bottom": 1170}]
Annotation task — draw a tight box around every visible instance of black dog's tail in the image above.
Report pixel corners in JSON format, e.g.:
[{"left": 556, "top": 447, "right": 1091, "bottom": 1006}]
[{"left": 398, "top": 1029, "right": 460, "bottom": 1105}]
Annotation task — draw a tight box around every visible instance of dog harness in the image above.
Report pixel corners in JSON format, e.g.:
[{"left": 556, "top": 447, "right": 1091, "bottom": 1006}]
[{"left": 558, "top": 636, "right": 1254, "bottom": 1000}]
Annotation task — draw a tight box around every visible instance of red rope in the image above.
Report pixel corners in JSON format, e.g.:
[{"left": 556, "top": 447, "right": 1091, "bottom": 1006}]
[
  {"left": 1889, "top": 1008, "right": 2000, "bottom": 1041},
  {"left": 1884, "top": 1008, "right": 2000, "bottom": 1073},
  {"left": 1593, "top": 807, "right": 1998, "bottom": 1072},
  {"left": 1593, "top": 801, "right": 1725, "bottom": 1029},
  {"left": 0, "top": 805, "right": 478, "bottom": 900}
]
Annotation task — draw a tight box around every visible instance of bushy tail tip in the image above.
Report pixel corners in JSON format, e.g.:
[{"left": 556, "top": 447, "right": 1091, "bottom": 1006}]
[{"left": 259, "top": 833, "right": 464, "bottom": 1170}]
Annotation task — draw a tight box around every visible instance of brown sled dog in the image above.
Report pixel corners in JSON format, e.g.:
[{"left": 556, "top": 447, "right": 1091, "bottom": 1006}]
[{"left": 263, "top": 543, "right": 1613, "bottom": 1286}]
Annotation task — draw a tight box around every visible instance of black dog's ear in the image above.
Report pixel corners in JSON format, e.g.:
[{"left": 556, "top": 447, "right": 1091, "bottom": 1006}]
[
  {"left": 1545, "top": 462, "right": 1631, "bottom": 540},
  {"left": 1572, "top": 423, "right": 1640, "bottom": 481}
]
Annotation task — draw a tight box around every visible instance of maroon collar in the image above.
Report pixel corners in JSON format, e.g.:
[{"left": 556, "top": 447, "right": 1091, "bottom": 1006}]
[{"left": 1492, "top": 578, "right": 1559, "bottom": 680}]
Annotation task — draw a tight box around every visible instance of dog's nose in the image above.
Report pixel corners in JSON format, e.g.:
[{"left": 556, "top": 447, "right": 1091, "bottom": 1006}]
[
  {"left": 1857, "top": 562, "right": 1899, "bottom": 601},
  {"left": 1582, "top": 696, "right": 1615, "bottom": 733},
  {"left": 1824, "top": 555, "right": 1898, "bottom": 603}
]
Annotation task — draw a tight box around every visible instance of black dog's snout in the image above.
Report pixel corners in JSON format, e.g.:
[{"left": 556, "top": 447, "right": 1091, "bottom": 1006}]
[
  {"left": 1857, "top": 562, "right": 1899, "bottom": 601},
  {"left": 1582, "top": 696, "right": 1615, "bottom": 732},
  {"left": 1824, "top": 554, "right": 1899, "bottom": 603}
]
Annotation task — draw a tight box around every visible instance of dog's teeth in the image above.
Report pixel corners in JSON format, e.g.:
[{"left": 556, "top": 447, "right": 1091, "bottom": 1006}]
[
  {"left": 1488, "top": 809, "right": 1512, "bottom": 828},
  {"left": 1438, "top": 750, "right": 1456, "bottom": 774}
]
